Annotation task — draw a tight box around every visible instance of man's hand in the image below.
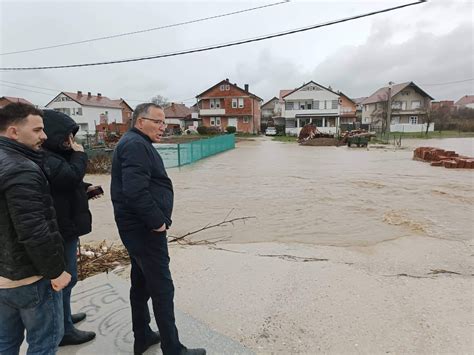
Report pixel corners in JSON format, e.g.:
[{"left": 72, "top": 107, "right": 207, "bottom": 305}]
[
  {"left": 51, "top": 271, "right": 71, "bottom": 291},
  {"left": 69, "top": 135, "right": 84, "bottom": 152},
  {"left": 153, "top": 223, "right": 167, "bottom": 233}
]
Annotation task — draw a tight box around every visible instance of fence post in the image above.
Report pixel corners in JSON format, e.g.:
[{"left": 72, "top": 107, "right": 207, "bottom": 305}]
[{"left": 177, "top": 143, "right": 181, "bottom": 167}]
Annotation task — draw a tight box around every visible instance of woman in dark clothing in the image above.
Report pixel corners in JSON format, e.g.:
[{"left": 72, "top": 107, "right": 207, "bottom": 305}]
[{"left": 42, "top": 109, "right": 97, "bottom": 346}]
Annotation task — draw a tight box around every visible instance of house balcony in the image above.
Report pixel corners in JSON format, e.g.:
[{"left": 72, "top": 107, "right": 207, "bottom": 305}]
[{"left": 199, "top": 108, "right": 225, "bottom": 116}]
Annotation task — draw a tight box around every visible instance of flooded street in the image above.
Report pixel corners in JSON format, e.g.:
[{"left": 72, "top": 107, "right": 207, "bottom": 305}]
[
  {"left": 164, "top": 137, "right": 473, "bottom": 247},
  {"left": 82, "top": 137, "right": 473, "bottom": 354}
]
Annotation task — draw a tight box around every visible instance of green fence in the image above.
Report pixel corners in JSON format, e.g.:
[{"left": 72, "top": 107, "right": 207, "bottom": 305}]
[{"left": 155, "top": 134, "right": 235, "bottom": 168}]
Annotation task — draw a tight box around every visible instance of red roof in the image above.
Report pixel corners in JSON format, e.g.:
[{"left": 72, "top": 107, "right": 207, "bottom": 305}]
[
  {"left": 279, "top": 90, "right": 292, "bottom": 103},
  {"left": 50, "top": 92, "right": 123, "bottom": 109},
  {"left": 196, "top": 79, "right": 263, "bottom": 101},
  {"left": 455, "top": 95, "right": 474, "bottom": 106},
  {"left": 163, "top": 103, "right": 192, "bottom": 118},
  {"left": 362, "top": 82, "right": 434, "bottom": 105},
  {"left": 1, "top": 96, "right": 34, "bottom": 106}
]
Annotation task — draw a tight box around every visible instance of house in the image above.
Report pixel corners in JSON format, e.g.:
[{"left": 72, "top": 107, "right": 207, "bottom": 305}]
[
  {"left": 196, "top": 79, "right": 263, "bottom": 134},
  {"left": 431, "top": 100, "right": 455, "bottom": 111},
  {"left": 361, "top": 82, "right": 434, "bottom": 132},
  {"left": 260, "top": 94, "right": 286, "bottom": 128},
  {"left": 0, "top": 96, "right": 34, "bottom": 108},
  {"left": 45, "top": 91, "right": 131, "bottom": 136},
  {"left": 338, "top": 92, "right": 357, "bottom": 125},
  {"left": 261, "top": 97, "right": 279, "bottom": 124},
  {"left": 352, "top": 97, "right": 368, "bottom": 122},
  {"left": 282, "top": 81, "right": 342, "bottom": 136},
  {"left": 163, "top": 102, "right": 193, "bottom": 133},
  {"left": 454, "top": 95, "right": 474, "bottom": 109}
]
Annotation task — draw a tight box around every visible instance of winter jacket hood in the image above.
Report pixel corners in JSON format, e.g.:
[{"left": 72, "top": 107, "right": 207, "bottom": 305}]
[{"left": 42, "top": 110, "right": 79, "bottom": 153}]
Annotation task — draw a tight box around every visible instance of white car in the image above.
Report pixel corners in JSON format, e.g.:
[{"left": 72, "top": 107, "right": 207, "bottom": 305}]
[{"left": 265, "top": 127, "right": 277, "bottom": 136}]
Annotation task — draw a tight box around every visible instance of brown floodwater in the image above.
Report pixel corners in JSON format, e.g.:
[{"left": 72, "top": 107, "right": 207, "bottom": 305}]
[{"left": 166, "top": 137, "right": 473, "bottom": 246}]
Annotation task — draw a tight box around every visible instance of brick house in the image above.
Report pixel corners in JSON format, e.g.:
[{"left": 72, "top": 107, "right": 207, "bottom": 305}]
[
  {"left": 196, "top": 79, "right": 263, "bottom": 133},
  {"left": 0, "top": 96, "right": 34, "bottom": 108},
  {"left": 163, "top": 103, "right": 192, "bottom": 133}
]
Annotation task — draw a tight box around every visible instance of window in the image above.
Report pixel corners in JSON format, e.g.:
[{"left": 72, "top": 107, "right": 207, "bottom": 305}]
[
  {"left": 392, "top": 101, "right": 402, "bottom": 109},
  {"left": 232, "top": 98, "right": 237, "bottom": 108},
  {"left": 391, "top": 116, "right": 400, "bottom": 124},
  {"left": 410, "top": 116, "right": 418, "bottom": 124},
  {"left": 285, "top": 102, "right": 293, "bottom": 110},
  {"left": 77, "top": 108, "right": 83, "bottom": 115},
  {"left": 210, "top": 99, "right": 220, "bottom": 109},
  {"left": 243, "top": 117, "right": 250, "bottom": 123},
  {"left": 313, "top": 100, "right": 320, "bottom": 109},
  {"left": 225, "top": 85, "right": 230, "bottom": 91},
  {"left": 300, "top": 103, "right": 305, "bottom": 110},
  {"left": 219, "top": 85, "right": 225, "bottom": 91},
  {"left": 324, "top": 101, "right": 328, "bottom": 110},
  {"left": 411, "top": 101, "right": 421, "bottom": 109},
  {"left": 332, "top": 100, "right": 338, "bottom": 109},
  {"left": 216, "top": 117, "right": 221, "bottom": 126},
  {"left": 306, "top": 102, "right": 312, "bottom": 110},
  {"left": 238, "top": 98, "right": 244, "bottom": 108},
  {"left": 210, "top": 117, "right": 216, "bottom": 126}
]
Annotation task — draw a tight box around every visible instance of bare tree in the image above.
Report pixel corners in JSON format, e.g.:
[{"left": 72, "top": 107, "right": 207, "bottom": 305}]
[{"left": 150, "top": 94, "right": 170, "bottom": 108}]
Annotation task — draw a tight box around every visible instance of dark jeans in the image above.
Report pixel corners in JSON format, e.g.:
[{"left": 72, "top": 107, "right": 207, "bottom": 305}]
[
  {"left": 62, "top": 238, "right": 79, "bottom": 335},
  {"left": 0, "top": 278, "right": 64, "bottom": 355},
  {"left": 120, "top": 229, "right": 183, "bottom": 355}
]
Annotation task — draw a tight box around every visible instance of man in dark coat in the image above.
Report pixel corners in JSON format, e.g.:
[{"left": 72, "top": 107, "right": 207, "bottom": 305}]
[
  {"left": 111, "top": 103, "right": 205, "bottom": 355},
  {"left": 0, "top": 103, "right": 71, "bottom": 354},
  {"left": 42, "top": 109, "right": 96, "bottom": 346}
]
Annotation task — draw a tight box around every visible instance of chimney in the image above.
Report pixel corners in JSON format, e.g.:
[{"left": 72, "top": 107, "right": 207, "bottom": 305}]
[
  {"left": 87, "top": 92, "right": 91, "bottom": 98},
  {"left": 97, "top": 93, "right": 102, "bottom": 98},
  {"left": 77, "top": 90, "right": 82, "bottom": 96},
  {"left": 244, "top": 84, "right": 249, "bottom": 92},
  {"left": 225, "top": 78, "right": 229, "bottom": 82}
]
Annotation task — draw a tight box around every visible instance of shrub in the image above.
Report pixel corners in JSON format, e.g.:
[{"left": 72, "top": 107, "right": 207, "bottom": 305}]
[
  {"left": 226, "top": 126, "right": 236, "bottom": 134},
  {"left": 197, "top": 126, "right": 208, "bottom": 135}
]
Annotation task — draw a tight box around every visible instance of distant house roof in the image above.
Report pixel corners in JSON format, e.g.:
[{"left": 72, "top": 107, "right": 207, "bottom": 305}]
[
  {"left": 196, "top": 79, "right": 263, "bottom": 101},
  {"left": 278, "top": 90, "right": 293, "bottom": 103},
  {"left": 455, "top": 95, "right": 474, "bottom": 106},
  {"left": 282, "top": 81, "right": 340, "bottom": 99},
  {"left": 163, "top": 103, "right": 192, "bottom": 118},
  {"left": 0, "top": 96, "right": 34, "bottom": 106},
  {"left": 46, "top": 91, "right": 124, "bottom": 109},
  {"left": 261, "top": 97, "right": 279, "bottom": 109},
  {"left": 338, "top": 92, "right": 356, "bottom": 105},
  {"left": 352, "top": 97, "right": 368, "bottom": 104},
  {"left": 114, "top": 98, "right": 134, "bottom": 112},
  {"left": 362, "top": 82, "right": 434, "bottom": 105}
]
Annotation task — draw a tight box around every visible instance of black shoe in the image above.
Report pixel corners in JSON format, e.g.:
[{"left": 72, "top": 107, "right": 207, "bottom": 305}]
[
  {"left": 179, "top": 347, "right": 206, "bottom": 355},
  {"left": 71, "top": 312, "right": 86, "bottom": 324},
  {"left": 59, "top": 328, "right": 96, "bottom": 346},
  {"left": 134, "top": 331, "right": 161, "bottom": 354}
]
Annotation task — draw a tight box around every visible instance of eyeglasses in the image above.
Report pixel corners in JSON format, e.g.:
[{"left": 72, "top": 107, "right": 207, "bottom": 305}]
[{"left": 139, "top": 116, "right": 167, "bottom": 125}]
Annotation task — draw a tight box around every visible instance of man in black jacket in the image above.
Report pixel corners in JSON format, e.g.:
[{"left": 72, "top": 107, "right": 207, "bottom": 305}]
[
  {"left": 42, "top": 110, "right": 97, "bottom": 346},
  {"left": 111, "top": 103, "right": 205, "bottom": 355},
  {"left": 0, "top": 103, "right": 71, "bottom": 354}
]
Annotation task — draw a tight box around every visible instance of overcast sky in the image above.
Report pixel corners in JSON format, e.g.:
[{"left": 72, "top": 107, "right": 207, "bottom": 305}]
[{"left": 0, "top": 0, "right": 472, "bottom": 107}]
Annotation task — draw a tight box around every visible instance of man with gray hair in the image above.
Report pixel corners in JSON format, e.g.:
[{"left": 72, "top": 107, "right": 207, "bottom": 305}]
[{"left": 111, "top": 103, "right": 205, "bottom": 355}]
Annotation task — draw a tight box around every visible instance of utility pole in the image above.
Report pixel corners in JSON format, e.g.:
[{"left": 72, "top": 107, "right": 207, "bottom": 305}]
[{"left": 386, "top": 81, "right": 394, "bottom": 134}]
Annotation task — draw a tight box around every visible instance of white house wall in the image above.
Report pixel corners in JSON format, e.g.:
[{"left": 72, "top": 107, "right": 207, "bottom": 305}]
[{"left": 47, "top": 97, "right": 122, "bottom": 134}]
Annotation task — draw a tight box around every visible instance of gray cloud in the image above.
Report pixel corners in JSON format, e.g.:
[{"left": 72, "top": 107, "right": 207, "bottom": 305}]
[{"left": 311, "top": 21, "right": 474, "bottom": 100}]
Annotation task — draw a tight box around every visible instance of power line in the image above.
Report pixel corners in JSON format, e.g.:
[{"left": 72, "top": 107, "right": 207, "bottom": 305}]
[
  {"left": 0, "top": 1, "right": 289, "bottom": 56},
  {"left": 0, "top": 80, "right": 195, "bottom": 104},
  {"left": 0, "top": 0, "right": 426, "bottom": 71},
  {"left": 0, "top": 83, "right": 53, "bottom": 96},
  {"left": 0, "top": 80, "right": 58, "bottom": 92},
  {"left": 420, "top": 78, "right": 474, "bottom": 86}
]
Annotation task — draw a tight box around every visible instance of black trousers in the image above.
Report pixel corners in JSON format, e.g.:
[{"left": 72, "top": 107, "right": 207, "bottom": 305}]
[{"left": 120, "top": 229, "right": 183, "bottom": 355}]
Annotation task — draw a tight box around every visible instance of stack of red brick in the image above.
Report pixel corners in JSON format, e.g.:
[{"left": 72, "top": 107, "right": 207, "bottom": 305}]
[{"left": 413, "top": 147, "right": 474, "bottom": 169}]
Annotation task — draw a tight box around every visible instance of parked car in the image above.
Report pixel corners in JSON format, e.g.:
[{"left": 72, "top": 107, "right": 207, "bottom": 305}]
[{"left": 265, "top": 127, "right": 277, "bottom": 136}]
